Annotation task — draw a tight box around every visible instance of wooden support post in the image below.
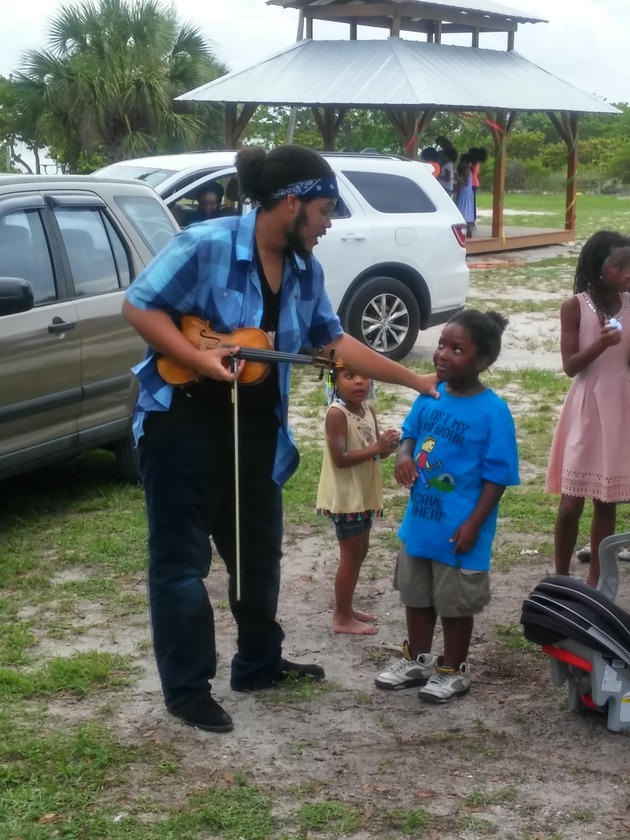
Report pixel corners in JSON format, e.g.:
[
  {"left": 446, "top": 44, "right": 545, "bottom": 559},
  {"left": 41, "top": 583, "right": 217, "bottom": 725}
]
[
  {"left": 224, "top": 103, "right": 257, "bottom": 148},
  {"left": 312, "top": 106, "right": 347, "bottom": 150},
  {"left": 565, "top": 112, "right": 579, "bottom": 233},
  {"left": 547, "top": 111, "right": 580, "bottom": 234},
  {"left": 225, "top": 103, "right": 237, "bottom": 149},
  {"left": 386, "top": 108, "right": 434, "bottom": 158},
  {"left": 486, "top": 110, "right": 517, "bottom": 241}
]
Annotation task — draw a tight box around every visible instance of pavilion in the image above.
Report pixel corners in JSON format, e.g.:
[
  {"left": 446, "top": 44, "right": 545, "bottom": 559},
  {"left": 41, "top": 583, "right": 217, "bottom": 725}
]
[{"left": 178, "top": 0, "right": 619, "bottom": 254}]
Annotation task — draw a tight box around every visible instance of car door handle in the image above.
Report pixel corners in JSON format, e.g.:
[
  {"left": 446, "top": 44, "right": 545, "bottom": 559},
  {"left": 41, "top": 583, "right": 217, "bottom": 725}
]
[
  {"left": 340, "top": 233, "right": 366, "bottom": 242},
  {"left": 48, "top": 316, "right": 77, "bottom": 334}
]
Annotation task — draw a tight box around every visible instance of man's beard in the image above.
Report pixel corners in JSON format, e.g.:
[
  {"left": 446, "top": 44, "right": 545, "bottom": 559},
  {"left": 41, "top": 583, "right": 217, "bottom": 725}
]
[{"left": 285, "top": 203, "right": 310, "bottom": 260}]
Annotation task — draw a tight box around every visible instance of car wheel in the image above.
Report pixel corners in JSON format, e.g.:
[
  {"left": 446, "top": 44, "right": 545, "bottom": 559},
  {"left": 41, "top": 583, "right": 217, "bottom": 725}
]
[
  {"left": 113, "top": 435, "right": 141, "bottom": 483},
  {"left": 344, "top": 277, "right": 421, "bottom": 361}
]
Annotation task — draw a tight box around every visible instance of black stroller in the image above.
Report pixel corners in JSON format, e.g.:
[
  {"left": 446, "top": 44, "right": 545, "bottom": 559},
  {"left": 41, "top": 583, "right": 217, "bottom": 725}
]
[{"left": 520, "top": 533, "right": 630, "bottom": 732}]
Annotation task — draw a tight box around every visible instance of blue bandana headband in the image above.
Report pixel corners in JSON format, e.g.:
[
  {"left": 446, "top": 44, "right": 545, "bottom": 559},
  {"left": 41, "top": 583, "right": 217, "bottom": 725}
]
[{"left": 270, "top": 177, "right": 339, "bottom": 201}]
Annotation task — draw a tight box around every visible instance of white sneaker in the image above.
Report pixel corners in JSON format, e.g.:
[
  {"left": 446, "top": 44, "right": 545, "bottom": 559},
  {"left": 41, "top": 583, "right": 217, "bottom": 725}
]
[
  {"left": 375, "top": 641, "right": 436, "bottom": 691},
  {"left": 577, "top": 545, "right": 630, "bottom": 563},
  {"left": 417, "top": 662, "right": 471, "bottom": 703},
  {"left": 576, "top": 545, "right": 590, "bottom": 563}
]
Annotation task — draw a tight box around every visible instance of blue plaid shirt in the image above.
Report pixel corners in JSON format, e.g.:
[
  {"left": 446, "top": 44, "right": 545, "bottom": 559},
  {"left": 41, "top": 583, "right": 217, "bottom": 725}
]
[{"left": 125, "top": 209, "right": 343, "bottom": 485}]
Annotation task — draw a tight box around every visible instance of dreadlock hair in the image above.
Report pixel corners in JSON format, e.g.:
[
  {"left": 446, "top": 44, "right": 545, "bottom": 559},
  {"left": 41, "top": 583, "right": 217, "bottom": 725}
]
[
  {"left": 573, "top": 230, "right": 630, "bottom": 297},
  {"left": 235, "top": 145, "right": 335, "bottom": 210},
  {"left": 448, "top": 309, "right": 509, "bottom": 365}
]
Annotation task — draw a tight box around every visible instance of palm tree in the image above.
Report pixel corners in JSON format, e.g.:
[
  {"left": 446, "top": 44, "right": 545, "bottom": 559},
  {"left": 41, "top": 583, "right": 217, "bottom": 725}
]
[{"left": 12, "top": 0, "right": 227, "bottom": 169}]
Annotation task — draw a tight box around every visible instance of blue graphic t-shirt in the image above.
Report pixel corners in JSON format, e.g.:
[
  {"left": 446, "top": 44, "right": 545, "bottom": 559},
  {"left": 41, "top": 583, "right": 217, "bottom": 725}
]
[{"left": 398, "top": 383, "right": 520, "bottom": 571}]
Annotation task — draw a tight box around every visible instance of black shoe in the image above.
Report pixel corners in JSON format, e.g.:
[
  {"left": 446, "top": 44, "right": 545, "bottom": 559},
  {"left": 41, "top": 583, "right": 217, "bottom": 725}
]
[
  {"left": 168, "top": 693, "right": 234, "bottom": 733},
  {"left": 231, "top": 659, "right": 325, "bottom": 693}
]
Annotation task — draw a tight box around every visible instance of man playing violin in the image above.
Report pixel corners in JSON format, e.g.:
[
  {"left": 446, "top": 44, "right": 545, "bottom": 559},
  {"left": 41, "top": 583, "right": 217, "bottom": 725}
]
[{"left": 122, "top": 145, "right": 439, "bottom": 733}]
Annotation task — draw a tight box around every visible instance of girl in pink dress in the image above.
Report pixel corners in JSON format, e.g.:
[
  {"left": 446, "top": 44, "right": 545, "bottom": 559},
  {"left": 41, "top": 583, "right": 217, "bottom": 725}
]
[{"left": 546, "top": 230, "right": 630, "bottom": 586}]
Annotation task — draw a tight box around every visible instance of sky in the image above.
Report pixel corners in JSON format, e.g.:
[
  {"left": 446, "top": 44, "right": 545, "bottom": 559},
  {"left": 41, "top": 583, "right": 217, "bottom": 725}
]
[{"left": 1, "top": 0, "right": 629, "bottom": 105}]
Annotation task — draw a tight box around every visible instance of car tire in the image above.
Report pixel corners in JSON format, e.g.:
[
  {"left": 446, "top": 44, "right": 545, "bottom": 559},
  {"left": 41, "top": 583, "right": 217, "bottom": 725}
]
[
  {"left": 344, "top": 276, "right": 421, "bottom": 361},
  {"left": 113, "top": 435, "right": 141, "bottom": 483}
]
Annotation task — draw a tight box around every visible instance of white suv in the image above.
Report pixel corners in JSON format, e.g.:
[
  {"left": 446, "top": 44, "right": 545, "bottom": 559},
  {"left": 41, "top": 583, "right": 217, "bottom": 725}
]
[{"left": 97, "top": 151, "right": 469, "bottom": 359}]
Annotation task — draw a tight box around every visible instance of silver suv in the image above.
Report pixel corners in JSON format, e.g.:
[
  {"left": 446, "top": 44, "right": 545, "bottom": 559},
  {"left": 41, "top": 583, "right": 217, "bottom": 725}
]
[
  {"left": 98, "top": 151, "right": 470, "bottom": 360},
  {"left": 0, "top": 175, "right": 178, "bottom": 482}
]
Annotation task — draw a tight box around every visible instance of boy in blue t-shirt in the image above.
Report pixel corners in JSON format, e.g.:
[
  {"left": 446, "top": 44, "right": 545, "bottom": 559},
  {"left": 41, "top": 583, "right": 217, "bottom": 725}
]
[{"left": 376, "top": 310, "right": 520, "bottom": 703}]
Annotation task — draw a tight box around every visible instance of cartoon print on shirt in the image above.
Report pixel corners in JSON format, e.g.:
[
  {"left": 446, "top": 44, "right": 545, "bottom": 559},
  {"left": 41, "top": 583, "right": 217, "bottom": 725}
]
[
  {"left": 415, "top": 435, "right": 456, "bottom": 492},
  {"left": 416, "top": 436, "right": 440, "bottom": 488}
]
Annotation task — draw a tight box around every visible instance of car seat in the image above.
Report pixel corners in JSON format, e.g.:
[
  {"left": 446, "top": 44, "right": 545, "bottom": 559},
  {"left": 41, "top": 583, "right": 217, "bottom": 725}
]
[
  {"left": 220, "top": 177, "right": 241, "bottom": 216},
  {"left": 520, "top": 532, "right": 630, "bottom": 732}
]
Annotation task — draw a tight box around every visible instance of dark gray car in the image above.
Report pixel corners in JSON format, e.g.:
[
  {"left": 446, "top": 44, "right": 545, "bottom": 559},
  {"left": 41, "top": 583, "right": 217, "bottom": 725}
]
[{"left": 0, "top": 175, "right": 178, "bottom": 481}]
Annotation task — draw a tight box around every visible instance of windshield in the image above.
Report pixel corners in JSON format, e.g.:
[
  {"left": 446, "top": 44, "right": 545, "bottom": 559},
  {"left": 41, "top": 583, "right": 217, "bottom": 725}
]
[{"left": 96, "top": 164, "right": 177, "bottom": 188}]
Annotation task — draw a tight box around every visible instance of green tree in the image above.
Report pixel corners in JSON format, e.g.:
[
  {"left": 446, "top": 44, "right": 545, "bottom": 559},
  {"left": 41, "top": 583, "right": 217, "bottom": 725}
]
[
  {"left": 11, "top": 0, "right": 227, "bottom": 171},
  {"left": 507, "top": 130, "right": 545, "bottom": 161},
  {"left": 0, "top": 74, "right": 47, "bottom": 173}
]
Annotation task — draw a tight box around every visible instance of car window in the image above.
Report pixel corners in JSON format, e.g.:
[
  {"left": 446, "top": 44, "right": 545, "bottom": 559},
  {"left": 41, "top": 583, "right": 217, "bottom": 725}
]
[
  {"left": 331, "top": 195, "right": 351, "bottom": 220},
  {"left": 0, "top": 209, "right": 56, "bottom": 304},
  {"left": 341, "top": 171, "right": 436, "bottom": 214},
  {"left": 104, "top": 215, "right": 132, "bottom": 288},
  {"left": 54, "top": 207, "right": 129, "bottom": 295},
  {"left": 115, "top": 195, "right": 177, "bottom": 255},
  {"left": 169, "top": 174, "right": 241, "bottom": 228},
  {"left": 160, "top": 168, "right": 227, "bottom": 200},
  {"left": 96, "top": 163, "right": 178, "bottom": 187}
]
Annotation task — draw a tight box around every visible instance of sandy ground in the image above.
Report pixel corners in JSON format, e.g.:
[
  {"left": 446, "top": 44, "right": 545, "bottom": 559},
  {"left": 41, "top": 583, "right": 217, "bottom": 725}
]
[{"left": 48, "top": 244, "right": 630, "bottom": 839}]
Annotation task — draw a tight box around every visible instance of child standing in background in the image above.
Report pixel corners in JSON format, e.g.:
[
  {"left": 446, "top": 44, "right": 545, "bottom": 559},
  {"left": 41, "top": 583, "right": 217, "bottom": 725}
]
[
  {"left": 468, "top": 147, "right": 488, "bottom": 227},
  {"left": 454, "top": 154, "right": 475, "bottom": 237},
  {"left": 375, "top": 311, "right": 519, "bottom": 701},
  {"left": 546, "top": 230, "right": 630, "bottom": 587},
  {"left": 317, "top": 364, "right": 400, "bottom": 635}
]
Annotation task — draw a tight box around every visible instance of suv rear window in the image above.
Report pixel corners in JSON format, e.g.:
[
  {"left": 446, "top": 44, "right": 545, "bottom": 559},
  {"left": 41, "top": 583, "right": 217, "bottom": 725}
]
[
  {"left": 115, "top": 195, "right": 176, "bottom": 255},
  {"left": 342, "top": 171, "right": 436, "bottom": 214}
]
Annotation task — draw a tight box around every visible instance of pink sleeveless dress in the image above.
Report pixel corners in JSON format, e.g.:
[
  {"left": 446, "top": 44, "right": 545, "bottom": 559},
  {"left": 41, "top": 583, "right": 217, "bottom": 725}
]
[{"left": 546, "top": 292, "right": 630, "bottom": 502}]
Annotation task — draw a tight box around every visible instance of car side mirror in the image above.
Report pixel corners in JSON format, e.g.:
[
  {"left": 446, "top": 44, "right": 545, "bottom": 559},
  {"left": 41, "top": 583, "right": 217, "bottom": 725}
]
[{"left": 0, "top": 277, "right": 35, "bottom": 316}]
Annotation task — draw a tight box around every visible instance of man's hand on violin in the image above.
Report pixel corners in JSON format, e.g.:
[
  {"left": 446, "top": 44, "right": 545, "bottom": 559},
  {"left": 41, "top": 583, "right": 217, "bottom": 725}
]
[{"left": 194, "top": 346, "right": 246, "bottom": 382}]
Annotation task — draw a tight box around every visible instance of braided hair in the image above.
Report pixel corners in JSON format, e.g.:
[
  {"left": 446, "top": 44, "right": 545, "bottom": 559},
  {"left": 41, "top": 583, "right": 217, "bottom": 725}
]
[{"left": 573, "top": 230, "right": 630, "bottom": 298}]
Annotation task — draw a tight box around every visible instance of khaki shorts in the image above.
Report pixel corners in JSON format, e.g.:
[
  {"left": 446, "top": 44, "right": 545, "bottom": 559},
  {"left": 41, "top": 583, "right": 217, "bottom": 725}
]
[{"left": 393, "top": 544, "right": 491, "bottom": 617}]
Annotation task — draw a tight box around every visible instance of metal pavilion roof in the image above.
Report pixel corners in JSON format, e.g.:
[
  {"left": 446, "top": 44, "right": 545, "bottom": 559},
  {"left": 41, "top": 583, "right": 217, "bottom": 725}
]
[
  {"left": 267, "top": 0, "right": 547, "bottom": 31},
  {"left": 177, "top": 38, "right": 617, "bottom": 114}
]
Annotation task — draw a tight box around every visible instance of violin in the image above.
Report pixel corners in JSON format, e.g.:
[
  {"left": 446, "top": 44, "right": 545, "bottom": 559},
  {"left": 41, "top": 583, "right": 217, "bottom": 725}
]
[{"left": 157, "top": 315, "right": 332, "bottom": 386}]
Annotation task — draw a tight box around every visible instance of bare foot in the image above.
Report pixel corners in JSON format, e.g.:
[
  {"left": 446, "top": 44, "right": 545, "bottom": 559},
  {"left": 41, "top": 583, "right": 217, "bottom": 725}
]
[
  {"left": 333, "top": 617, "right": 379, "bottom": 635},
  {"left": 353, "top": 609, "right": 378, "bottom": 623}
]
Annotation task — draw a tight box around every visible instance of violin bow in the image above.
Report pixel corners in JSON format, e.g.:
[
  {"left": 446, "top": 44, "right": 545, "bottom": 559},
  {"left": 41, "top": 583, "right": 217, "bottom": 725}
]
[
  {"left": 231, "top": 356, "right": 243, "bottom": 602},
  {"left": 230, "top": 347, "right": 336, "bottom": 602}
]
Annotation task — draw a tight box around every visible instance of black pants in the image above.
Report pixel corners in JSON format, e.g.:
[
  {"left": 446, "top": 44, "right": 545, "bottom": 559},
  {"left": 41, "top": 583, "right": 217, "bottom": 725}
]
[{"left": 139, "top": 389, "right": 284, "bottom": 707}]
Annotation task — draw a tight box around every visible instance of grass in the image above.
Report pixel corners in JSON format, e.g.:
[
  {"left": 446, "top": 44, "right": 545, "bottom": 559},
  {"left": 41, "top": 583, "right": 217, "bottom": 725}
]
[
  {"left": 3, "top": 192, "right": 630, "bottom": 839},
  {"left": 476, "top": 190, "right": 630, "bottom": 240}
]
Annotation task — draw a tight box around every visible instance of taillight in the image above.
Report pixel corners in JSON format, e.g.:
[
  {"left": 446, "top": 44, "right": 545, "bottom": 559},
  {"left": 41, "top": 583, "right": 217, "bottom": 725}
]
[{"left": 452, "top": 224, "right": 467, "bottom": 248}]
